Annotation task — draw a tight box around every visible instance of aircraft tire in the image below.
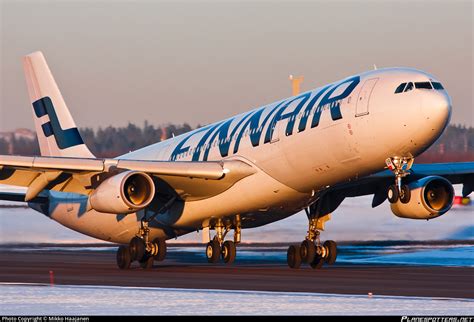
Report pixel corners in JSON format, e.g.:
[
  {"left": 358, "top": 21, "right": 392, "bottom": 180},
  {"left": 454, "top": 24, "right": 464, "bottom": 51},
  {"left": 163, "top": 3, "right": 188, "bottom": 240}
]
[
  {"left": 388, "top": 185, "right": 399, "bottom": 203},
  {"left": 324, "top": 240, "right": 338, "bottom": 265},
  {"left": 300, "top": 239, "right": 316, "bottom": 263},
  {"left": 206, "top": 239, "right": 220, "bottom": 263},
  {"left": 287, "top": 245, "right": 302, "bottom": 269},
  {"left": 129, "top": 236, "right": 146, "bottom": 261},
  {"left": 152, "top": 238, "right": 167, "bottom": 262},
  {"left": 310, "top": 255, "right": 325, "bottom": 269},
  {"left": 139, "top": 254, "right": 154, "bottom": 270},
  {"left": 222, "top": 240, "right": 236, "bottom": 264},
  {"left": 116, "top": 245, "right": 131, "bottom": 270},
  {"left": 400, "top": 185, "right": 411, "bottom": 204}
]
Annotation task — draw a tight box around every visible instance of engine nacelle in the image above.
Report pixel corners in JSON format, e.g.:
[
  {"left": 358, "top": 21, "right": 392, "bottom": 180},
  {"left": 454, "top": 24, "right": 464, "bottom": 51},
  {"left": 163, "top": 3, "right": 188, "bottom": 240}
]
[
  {"left": 390, "top": 176, "right": 454, "bottom": 220},
  {"left": 89, "top": 171, "right": 155, "bottom": 214}
]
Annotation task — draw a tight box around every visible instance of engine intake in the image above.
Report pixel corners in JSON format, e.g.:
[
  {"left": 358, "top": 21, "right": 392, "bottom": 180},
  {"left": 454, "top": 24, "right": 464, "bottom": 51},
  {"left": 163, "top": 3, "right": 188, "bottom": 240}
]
[
  {"left": 390, "top": 176, "right": 454, "bottom": 220},
  {"left": 89, "top": 171, "right": 155, "bottom": 214}
]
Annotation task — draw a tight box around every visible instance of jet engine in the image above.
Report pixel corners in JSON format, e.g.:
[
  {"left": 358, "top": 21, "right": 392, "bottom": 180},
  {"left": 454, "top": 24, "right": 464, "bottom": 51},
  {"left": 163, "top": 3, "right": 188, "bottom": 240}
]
[
  {"left": 390, "top": 176, "right": 454, "bottom": 220},
  {"left": 89, "top": 171, "right": 155, "bottom": 214}
]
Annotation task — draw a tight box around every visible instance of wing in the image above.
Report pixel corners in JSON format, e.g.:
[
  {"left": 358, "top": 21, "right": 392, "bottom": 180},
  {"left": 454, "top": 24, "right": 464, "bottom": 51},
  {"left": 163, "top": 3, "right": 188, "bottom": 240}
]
[
  {"left": 0, "top": 155, "right": 256, "bottom": 202},
  {"left": 0, "top": 190, "right": 47, "bottom": 203},
  {"left": 308, "top": 162, "right": 474, "bottom": 216}
]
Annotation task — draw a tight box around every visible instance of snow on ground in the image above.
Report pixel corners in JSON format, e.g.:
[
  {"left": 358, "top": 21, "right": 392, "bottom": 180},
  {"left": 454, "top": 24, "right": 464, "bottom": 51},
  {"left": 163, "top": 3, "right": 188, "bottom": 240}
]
[
  {"left": 0, "top": 283, "right": 473, "bottom": 315},
  {"left": 1, "top": 193, "right": 472, "bottom": 244}
]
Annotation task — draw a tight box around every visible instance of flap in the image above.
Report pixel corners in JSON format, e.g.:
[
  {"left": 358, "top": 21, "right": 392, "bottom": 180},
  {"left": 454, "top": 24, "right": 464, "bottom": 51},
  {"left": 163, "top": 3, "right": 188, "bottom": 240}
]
[{"left": 157, "top": 159, "right": 257, "bottom": 201}]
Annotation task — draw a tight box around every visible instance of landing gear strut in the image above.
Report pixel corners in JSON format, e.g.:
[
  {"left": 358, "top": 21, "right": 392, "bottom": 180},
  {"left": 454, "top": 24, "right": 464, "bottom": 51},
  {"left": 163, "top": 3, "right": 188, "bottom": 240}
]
[
  {"left": 386, "top": 156, "right": 414, "bottom": 204},
  {"left": 287, "top": 211, "right": 337, "bottom": 270},
  {"left": 205, "top": 216, "right": 240, "bottom": 265},
  {"left": 116, "top": 196, "right": 176, "bottom": 270}
]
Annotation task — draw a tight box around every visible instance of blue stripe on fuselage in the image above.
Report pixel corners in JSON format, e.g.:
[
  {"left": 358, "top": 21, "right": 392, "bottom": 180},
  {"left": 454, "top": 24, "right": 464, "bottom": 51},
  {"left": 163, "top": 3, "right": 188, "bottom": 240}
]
[{"left": 169, "top": 76, "right": 360, "bottom": 161}]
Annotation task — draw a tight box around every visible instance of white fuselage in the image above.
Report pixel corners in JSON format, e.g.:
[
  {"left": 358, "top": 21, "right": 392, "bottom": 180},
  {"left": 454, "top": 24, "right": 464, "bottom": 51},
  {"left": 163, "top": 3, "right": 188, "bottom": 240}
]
[{"left": 42, "top": 67, "right": 451, "bottom": 243}]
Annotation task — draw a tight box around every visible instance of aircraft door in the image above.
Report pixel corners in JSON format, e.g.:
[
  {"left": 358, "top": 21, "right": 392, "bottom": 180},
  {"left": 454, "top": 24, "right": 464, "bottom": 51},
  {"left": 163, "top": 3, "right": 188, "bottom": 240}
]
[
  {"left": 356, "top": 78, "right": 378, "bottom": 117},
  {"left": 269, "top": 120, "right": 281, "bottom": 143}
]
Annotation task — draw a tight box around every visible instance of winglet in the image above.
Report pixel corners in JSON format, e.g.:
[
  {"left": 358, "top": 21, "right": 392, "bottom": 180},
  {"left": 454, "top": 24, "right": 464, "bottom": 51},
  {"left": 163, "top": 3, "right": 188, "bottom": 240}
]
[{"left": 23, "top": 51, "right": 95, "bottom": 158}]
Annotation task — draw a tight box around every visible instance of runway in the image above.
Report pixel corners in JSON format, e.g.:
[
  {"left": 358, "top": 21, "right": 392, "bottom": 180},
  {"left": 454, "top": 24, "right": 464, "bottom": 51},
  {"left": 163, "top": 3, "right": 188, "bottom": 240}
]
[{"left": 0, "top": 244, "right": 472, "bottom": 299}]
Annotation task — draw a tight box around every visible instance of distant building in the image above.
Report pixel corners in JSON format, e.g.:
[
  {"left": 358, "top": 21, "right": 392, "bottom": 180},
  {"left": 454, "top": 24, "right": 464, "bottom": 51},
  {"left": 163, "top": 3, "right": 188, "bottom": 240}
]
[
  {"left": 13, "top": 128, "right": 36, "bottom": 141},
  {"left": 0, "top": 128, "right": 36, "bottom": 142},
  {"left": 0, "top": 128, "right": 36, "bottom": 155}
]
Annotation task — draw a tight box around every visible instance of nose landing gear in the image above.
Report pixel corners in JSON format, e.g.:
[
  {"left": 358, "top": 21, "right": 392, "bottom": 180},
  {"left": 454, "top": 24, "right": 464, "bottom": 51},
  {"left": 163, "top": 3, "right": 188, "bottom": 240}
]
[{"left": 386, "top": 156, "right": 414, "bottom": 204}]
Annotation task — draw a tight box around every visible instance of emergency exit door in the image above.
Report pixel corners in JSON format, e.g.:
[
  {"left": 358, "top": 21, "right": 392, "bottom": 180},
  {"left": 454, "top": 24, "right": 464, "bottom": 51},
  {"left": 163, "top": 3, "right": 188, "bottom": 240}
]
[{"left": 356, "top": 78, "right": 378, "bottom": 117}]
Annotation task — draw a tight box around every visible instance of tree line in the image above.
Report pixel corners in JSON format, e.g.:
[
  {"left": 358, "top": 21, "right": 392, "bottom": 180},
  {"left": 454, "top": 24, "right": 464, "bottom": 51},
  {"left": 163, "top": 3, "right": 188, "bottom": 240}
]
[{"left": 1, "top": 123, "right": 472, "bottom": 162}]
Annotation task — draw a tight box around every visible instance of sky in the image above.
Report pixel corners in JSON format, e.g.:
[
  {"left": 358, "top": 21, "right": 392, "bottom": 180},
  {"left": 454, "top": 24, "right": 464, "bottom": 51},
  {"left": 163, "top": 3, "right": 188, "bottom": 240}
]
[{"left": 0, "top": 0, "right": 472, "bottom": 132}]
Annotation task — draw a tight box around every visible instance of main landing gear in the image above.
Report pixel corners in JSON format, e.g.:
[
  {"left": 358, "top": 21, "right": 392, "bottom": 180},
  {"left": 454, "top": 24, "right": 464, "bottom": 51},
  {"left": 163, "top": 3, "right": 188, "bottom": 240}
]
[
  {"left": 116, "top": 221, "right": 167, "bottom": 270},
  {"left": 205, "top": 217, "right": 241, "bottom": 265},
  {"left": 287, "top": 212, "right": 337, "bottom": 270},
  {"left": 386, "top": 156, "right": 414, "bottom": 204},
  {"left": 116, "top": 196, "right": 176, "bottom": 270}
]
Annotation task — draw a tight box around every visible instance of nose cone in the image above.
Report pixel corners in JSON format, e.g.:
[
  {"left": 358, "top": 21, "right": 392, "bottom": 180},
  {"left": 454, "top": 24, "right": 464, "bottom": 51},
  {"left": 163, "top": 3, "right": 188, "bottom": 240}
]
[{"left": 421, "top": 91, "right": 452, "bottom": 134}]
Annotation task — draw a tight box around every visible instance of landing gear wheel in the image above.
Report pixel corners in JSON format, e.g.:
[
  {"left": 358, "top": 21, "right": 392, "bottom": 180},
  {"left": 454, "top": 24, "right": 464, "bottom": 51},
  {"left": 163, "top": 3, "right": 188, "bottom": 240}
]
[
  {"left": 323, "top": 240, "right": 337, "bottom": 265},
  {"left": 222, "top": 240, "right": 236, "bottom": 264},
  {"left": 300, "top": 239, "right": 316, "bottom": 263},
  {"left": 287, "top": 245, "right": 302, "bottom": 269},
  {"left": 139, "top": 255, "right": 154, "bottom": 269},
  {"left": 152, "top": 238, "right": 167, "bottom": 262},
  {"left": 129, "top": 236, "right": 146, "bottom": 261},
  {"left": 400, "top": 185, "right": 411, "bottom": 204},
  {"left": 310, "top": 255, "right": 324, "bottom": 269},
  {"left": 387, "top": 185, "right": 399, "bottom": 203},
  {"left": 116, "top": 245, "right": 131, "bottom": 270},
  {"left": 206, "top": 239, "right": 221, "bottom": 263}
]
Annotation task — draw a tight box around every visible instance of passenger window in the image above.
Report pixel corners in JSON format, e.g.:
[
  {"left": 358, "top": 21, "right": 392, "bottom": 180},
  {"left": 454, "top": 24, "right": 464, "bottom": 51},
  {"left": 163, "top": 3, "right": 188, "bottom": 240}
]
[
  {"left": 415, "top": 82, "right": 432, "bottom": 89},
  {"left": 404, "top": 82, "right": 414, "bottom": 92},
  {"left": 395, "top": 83, "right": 407, "bottom": 93},
  {"left": 432, "top": 82, "right": 444, "bottom": 90}
]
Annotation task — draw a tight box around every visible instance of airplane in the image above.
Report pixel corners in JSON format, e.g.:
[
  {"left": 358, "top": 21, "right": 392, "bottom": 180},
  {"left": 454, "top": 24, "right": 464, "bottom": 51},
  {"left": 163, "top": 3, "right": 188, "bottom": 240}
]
[{"left": 0, "top": 51, "right": 472, "bottom": 270}]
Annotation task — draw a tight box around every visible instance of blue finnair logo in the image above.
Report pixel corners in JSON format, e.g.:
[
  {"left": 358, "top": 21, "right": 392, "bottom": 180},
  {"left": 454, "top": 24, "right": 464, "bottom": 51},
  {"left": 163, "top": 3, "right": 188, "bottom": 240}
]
[
  {"left": 32, "top": 97, "right": 84, "bottom": 149},
  {"left": 170, "top": 76, "right": 361, "bottom": 161}
]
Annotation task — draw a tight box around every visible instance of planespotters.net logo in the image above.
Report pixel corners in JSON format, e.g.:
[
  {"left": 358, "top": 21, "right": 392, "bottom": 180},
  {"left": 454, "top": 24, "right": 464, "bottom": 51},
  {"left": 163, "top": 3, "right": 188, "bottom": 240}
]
[{"left": 402, "top": 317, "right": 473, "bottom": 322}]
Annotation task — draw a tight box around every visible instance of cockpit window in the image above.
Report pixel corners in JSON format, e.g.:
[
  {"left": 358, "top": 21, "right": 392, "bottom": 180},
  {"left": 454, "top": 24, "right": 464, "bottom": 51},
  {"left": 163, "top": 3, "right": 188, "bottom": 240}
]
[
  {"left": 394, "top": 83, "right": 407, "bottom": 93},
  {"left": 395, "top": 81, "right": 444, "bottom": 94},
  {"left": 415, "top": 82, "right": 433, "bottom": 89},
  {"left": 432, "top": 82, "right": 444, "bottom": 90}
]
